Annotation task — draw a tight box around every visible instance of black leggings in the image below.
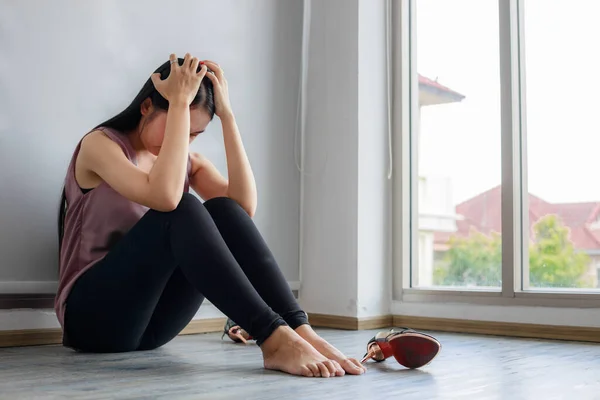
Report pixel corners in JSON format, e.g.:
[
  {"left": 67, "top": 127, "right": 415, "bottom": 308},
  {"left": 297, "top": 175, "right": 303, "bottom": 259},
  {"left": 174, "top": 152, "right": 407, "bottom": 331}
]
[{"left": 64, "top": 193, "right": 308, "bottom": 352}]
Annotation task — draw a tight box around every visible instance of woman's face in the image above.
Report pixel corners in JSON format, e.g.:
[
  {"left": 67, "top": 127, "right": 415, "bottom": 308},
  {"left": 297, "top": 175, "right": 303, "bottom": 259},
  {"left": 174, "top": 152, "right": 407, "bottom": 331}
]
[{"left": 138, "top": 100, "right": 212, "bottom": 156}]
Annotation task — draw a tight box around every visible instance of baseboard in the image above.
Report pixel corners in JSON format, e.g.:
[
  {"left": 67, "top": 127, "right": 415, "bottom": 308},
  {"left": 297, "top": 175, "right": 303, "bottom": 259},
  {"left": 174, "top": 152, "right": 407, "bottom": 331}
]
[
  {"left": 307, "top": 313, "right": 392, "bottom": 330},
  {"left": 358, "top": 315, "right": 394, "bottom": 330},
  {"left": 0, "top": 328, "right": 63, "bottom": 348},
  {"left": 393, "top": 315, "right": 600, "bottom": 343},
  {"left": 5, "top": 312, "right": 598, "bottom": 348},
  {"left": 179, "top": 318, "right": 227, "bottom": 335},
  {"left": 0, "top": 294, "right": 55, "bottom": 309},
  {"left": 0, "top": 317, "right": 228, "bottom": 348}
]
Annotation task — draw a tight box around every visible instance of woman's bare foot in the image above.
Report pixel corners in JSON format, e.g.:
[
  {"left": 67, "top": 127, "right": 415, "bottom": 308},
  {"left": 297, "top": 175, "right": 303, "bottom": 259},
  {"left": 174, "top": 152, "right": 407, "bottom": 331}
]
[
  {"left": 261, "top": 326, "right": 344, "bottom": 377},
  {"left": 295, "top": 325, "right": 367, "bottom": 375}
]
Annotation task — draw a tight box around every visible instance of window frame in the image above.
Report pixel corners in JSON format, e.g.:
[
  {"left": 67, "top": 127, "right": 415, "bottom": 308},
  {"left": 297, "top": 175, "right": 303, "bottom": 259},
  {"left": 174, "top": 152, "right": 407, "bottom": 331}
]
[{"left": 392, "top": 0, "right": 600, "bottom": 308}]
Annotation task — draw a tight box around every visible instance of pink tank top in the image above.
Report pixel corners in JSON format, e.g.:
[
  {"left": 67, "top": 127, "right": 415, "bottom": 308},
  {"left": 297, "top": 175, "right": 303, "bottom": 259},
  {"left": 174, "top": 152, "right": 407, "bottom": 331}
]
[{"left": 55, "top": 127, "right": 192, "bottom": 327}]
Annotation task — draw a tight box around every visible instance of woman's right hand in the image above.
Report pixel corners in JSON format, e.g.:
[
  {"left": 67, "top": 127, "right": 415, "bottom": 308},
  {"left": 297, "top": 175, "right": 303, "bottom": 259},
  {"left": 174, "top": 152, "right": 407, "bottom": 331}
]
[{"left": 151, "top": 53, "right": 208, "bottom": 106}]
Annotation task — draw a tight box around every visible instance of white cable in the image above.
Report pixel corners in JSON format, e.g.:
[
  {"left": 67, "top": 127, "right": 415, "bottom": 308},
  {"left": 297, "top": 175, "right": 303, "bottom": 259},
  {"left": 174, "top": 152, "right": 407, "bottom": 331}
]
[
  {"left": 295, "top": 0, "right": 311, "bottom": 174},
  {"left": 296, "top": 0, "right": 312, "bottom": 291},
  {"left": 385, "top": 0, "right": 393, "bottom": 180},
  {"left": 294, "top": 0, "right": 328, "bottom": 178}
]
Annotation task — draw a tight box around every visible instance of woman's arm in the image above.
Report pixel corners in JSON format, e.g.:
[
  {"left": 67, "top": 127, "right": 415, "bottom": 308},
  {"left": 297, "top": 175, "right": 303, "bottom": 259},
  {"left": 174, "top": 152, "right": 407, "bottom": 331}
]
[
  {"left": 80, "top": 53, "right": 208, "bottom": 211},
  {"left": 189, "top": 116, "right": 257, "bottom": 217},
  {"left": 189, "top": 152, "right": 228, "bottom": 200},
  {"left": 80, "top": 108, "right": 188, "bottom": 212},
  {"left": 202, "top": 61, "right": 257, "bottom": 216},
  {"left": 222, "top": 114, "right": 257, "bottom": 216}
]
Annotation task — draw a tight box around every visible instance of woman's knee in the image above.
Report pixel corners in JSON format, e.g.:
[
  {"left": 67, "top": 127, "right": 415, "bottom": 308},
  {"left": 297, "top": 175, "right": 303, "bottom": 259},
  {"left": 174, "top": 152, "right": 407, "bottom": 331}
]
[
  {"left": 166, "top": 193, "right": 216, "bottom": 229},
  {"left": 203, "top": 196, "right": 244, "bottom": 215},
  {"left": 176, "top": 192, "right": 202, "bottom": 211},
  {"left": 162, "top": 193, "right": 207, "bottom": 219}
]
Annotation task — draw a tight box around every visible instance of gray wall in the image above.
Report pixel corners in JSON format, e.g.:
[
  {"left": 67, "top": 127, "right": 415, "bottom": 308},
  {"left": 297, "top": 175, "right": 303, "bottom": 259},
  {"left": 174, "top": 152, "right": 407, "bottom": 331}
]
[{"left": 0, "top": 0, "right": 302, "bottom": 292}]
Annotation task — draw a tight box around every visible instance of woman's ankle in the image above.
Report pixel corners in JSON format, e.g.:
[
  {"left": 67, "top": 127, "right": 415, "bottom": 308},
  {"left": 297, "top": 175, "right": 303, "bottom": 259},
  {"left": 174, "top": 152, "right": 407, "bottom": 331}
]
[
  {"left": 295, "top": 324, "right": 319, "bottom": 338},
  {"left": 260, "top": 326, "right": 297, "bottom": 354}
]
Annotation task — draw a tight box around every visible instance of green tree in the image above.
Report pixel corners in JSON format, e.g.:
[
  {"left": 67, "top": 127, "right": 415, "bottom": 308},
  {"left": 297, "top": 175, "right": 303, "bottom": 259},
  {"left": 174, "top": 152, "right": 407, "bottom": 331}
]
[
  {"left": 434, "top": 215, "right": 594, "bottom": 288},
  {"left": 434, "top": 230, "right": 502, "bottom": 287},
  {"left": 529, "top": 215, "right": 593, "bottom": 288}
]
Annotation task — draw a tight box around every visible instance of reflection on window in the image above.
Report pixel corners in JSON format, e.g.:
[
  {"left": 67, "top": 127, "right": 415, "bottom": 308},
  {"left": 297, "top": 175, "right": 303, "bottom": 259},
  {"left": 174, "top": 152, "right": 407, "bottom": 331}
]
[
  {"left": 414, "top": 0, "right": 501, "bottom": 288},
  {"left": 524, "top": 0, "right": 600, "bottom": 290}
]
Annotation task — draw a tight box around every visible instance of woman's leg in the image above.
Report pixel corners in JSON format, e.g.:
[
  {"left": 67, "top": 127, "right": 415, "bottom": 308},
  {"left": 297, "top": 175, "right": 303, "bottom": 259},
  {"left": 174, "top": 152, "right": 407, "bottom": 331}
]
[
  {"left": 137, "top": 268, "right": 205, "bottom": 351},
  {"left": 65, "top": 217, "right": 202, "bottom": 353},
  {"left": 203, "top": 197, "right": 366, "bottom": 375},
  {"left": 65, "top": 194, "right": 341, "bottom": 377},
  {"left": 203, "top": 197, "right": 308, "bottom": 329},
  {"left": 66, "top": 265, "right": 203, "bottom": 353}
]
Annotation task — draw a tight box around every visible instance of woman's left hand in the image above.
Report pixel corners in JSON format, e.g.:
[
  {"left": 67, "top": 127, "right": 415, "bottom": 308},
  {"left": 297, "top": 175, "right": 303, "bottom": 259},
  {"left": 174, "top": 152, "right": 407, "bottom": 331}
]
[{"left": 202, "top": 60, "right": 233, "bottom": 119}]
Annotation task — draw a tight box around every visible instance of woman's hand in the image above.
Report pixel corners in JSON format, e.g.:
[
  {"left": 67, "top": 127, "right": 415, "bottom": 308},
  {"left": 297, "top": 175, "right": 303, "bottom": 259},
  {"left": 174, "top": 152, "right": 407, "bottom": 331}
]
[
  {"left": 151, "top": 53, "right": 208, "bottom": 106},
  {"left": 203, "top": 60, "right": 233, "bottom": 119}
]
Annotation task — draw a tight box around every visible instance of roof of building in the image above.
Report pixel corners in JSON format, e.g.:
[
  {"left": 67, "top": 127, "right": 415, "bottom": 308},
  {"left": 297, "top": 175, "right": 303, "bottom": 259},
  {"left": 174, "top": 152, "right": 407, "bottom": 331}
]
[
  {"left": 434, "top": 185, "right": 600, "bottom": 250},
  {"left": 418, "top": 74, "right": 466, "bottom": 104}
]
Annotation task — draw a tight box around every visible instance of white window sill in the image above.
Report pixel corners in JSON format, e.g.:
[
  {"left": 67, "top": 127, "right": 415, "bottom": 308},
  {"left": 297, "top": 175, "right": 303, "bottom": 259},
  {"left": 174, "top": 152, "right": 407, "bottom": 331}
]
[{"left": 392, "top": 298, "right": 600, "bottom": 328}]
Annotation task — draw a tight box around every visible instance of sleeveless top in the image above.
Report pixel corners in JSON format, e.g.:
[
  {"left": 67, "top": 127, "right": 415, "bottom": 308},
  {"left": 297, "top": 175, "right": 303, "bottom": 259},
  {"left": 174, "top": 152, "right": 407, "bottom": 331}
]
[{"left": 55, "top": 126, "right": 192, "bottom": 327}]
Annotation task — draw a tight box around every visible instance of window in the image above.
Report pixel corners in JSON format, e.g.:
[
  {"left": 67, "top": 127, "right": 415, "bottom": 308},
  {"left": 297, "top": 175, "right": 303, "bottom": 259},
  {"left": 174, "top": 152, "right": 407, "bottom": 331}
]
[
  {"left": 396, "top": 0, "right": 600, "bottom": 303},
  {"left": 413, "top": 0, "right": 502, "bottom": 289},
  {"left": 523, "top": 0, "right": 600, "bottom": 291}
]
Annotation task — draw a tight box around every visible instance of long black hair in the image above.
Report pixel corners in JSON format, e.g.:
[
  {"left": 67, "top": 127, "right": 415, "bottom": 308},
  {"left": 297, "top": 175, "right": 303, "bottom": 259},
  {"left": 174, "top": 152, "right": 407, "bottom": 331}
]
[{"left": 58, "top": 58, "right": 215, "bottom": 258}]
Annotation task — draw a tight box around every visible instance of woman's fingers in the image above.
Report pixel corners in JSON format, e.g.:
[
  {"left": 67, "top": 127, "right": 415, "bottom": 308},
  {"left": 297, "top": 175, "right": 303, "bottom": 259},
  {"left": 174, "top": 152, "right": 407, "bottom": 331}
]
[
  {"left": 190, "top": 57, "right": 200, "bottom": 73},
  {"left": 169, "top": 53, "right": 178, "bottom": 70},
  {"left": 204, "top": 69, "right": 219, "bottom": 85},
  {"left": 197, "top": 64, "right": 208, "bottom": 79},
  {"left": 182, "top": 53, "right": 192, "bottom": 69},
  {"left": 202, "top": 60, "right": 224, "bottom": 81},
  {"left": 150, "top": 73, "right": 161, "bottom": 86},
  {"left": 203, "top": 59, "right": 220, "bottom": 68}
]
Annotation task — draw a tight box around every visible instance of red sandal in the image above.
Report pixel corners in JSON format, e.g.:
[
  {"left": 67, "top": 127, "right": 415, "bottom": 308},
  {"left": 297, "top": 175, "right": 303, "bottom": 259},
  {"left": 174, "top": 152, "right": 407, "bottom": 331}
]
[{"left": 361, "top": 328, "right": 441, "bottom": 369}]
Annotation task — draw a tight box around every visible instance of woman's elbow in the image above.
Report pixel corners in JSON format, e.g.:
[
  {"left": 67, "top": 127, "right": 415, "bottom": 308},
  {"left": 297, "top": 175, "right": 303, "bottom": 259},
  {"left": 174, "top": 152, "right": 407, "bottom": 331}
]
[
  {"left": 153, "top": 192, "right": 183, "bottom": 212},
  {"left": 242, "top": 196, "right": 257, "bottom": 218}
]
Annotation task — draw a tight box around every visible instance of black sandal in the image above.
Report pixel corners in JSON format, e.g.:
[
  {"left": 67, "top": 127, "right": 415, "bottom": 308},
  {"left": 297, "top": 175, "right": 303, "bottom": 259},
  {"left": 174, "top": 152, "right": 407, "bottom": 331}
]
[{"left": 222, "top": 318, "right": 254, "bottom": 344}]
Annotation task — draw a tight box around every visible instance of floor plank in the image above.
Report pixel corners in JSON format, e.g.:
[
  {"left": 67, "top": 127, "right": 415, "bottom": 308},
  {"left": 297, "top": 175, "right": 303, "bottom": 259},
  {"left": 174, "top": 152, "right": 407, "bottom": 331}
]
[{"left": 0, "top": 329, "right": 599, "bottom": 399}]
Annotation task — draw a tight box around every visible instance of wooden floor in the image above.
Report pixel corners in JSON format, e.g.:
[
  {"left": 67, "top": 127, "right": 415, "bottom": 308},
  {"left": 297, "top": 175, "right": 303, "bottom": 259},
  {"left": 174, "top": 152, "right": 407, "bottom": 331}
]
[{"left": 1, "top": 328, "right": 599, "bottom": 399}]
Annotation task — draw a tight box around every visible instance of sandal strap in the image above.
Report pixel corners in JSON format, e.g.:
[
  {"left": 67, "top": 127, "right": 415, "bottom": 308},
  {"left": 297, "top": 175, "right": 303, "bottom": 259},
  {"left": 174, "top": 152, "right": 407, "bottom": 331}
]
[
  {"left": 387, "top": 327, "right": 414, "bottom": 339},
  {"left": 388, "top": 327, "right": 438, "bottom": 342},
  {"left": 222, "top": 318, "right": 243, "bottom": 342},
  {"left": 223, "top": 318, "right": 239, "bottom": 333},
  {"left": 367, "top": 327, "right": 430, "bottom": 344},
  {"left": 222, "top": 318, "right": 255, "bottom": 341}
]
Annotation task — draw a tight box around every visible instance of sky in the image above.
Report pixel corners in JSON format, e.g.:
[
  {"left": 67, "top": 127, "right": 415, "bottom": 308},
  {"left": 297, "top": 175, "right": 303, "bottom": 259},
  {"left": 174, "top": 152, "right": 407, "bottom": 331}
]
[{"left": 416, "top": 0, "right": 600, "bottom": 206}]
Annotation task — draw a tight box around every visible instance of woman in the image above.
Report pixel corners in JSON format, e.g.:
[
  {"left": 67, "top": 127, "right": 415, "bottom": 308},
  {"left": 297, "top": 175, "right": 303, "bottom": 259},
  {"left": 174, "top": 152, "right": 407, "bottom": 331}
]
[{"left": 56, "top": 53, "right": 366, "bottom": 378}]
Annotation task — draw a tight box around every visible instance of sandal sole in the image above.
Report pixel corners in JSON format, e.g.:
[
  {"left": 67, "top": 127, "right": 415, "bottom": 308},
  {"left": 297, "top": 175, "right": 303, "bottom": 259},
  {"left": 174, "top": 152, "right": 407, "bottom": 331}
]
[{"left": 389, "top": 333, "right": 441, "bottom": 369}]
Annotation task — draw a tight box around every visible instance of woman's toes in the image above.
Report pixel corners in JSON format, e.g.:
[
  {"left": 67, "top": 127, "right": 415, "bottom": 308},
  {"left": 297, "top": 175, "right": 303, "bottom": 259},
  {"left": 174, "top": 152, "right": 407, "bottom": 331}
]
[
  {"left": 308, "top": 363, "right": 321, "bottom": 377},
  {"left": 323, "top": 360, "right": 338, "bottom": 377},
  {"left": 330, "top": 360, "right": 345, "bottom": 376},
  {"left": 301, "top": 366, "right": 313, "bottom": 377},
  {"left": 317, "top": 362, "right": 331, "bottom": 378},
  {"left": 342, "top": 358, "right": 366, "bottom": 374},
  {"left": 351, "top": 358, "right": 367, "bottom": 373}
]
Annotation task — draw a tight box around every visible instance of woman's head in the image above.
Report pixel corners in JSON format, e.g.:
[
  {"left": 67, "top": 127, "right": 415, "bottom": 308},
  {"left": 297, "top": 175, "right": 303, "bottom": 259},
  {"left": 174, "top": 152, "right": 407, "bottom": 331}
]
[
  {"left": 59, "top": 59, "right": 214, "bottom": 253},
  {"left": 96, "top": 58, "right": 215, "bottom": 154}
]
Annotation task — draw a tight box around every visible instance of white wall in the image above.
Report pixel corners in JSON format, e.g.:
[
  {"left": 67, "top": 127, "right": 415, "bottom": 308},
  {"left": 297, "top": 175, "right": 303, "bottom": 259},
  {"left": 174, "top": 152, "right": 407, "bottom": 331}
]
[
  {"left": 299, "top": 0, "right": 360, "bottom": 316},
  {"left": 299, "top": 0, "right": 391, "bottom": 318},
  {"left": 356, "top": 0, "right": 391, "bottom": 318},
  {"left": 0, "top": 0, "right": 303, "bottom": 295}
]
